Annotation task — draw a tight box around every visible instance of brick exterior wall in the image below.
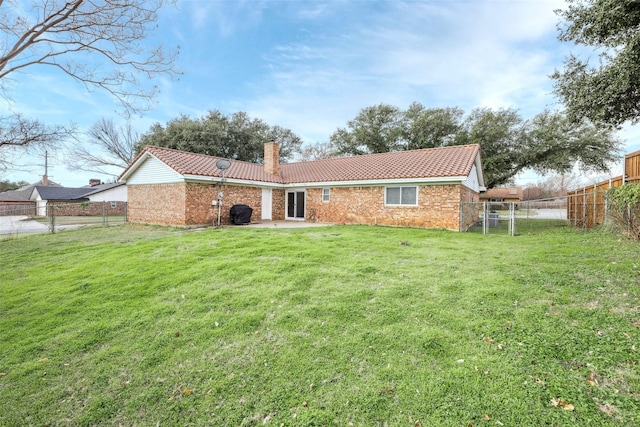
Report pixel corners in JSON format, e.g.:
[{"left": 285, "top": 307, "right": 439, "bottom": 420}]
[
  {"left": 306, "top": 184, "right": 478, "bottom": 231},
  {"left": 271, "top": 189, "right": 285, "bottom": 221},
  {"left": 129, "top": 181, "right": 478, "bottom": 230},
  {"left": 128, "top": 182, "right": 265, "bottom": 227},
  {"left": 0, "top": 202, "right": 36, "bottom": 216},
  {"left": 184, "top": 182, "right": 262, "bottom": 226},
  {"left": 48, "top": 201, "right": 127, "bottom": 217},
  {"left": 128, "top": 183, "right": 187, "bottom": 226},
  {"left": 459, "top": 185, "right": 480, "bottom": 231}
]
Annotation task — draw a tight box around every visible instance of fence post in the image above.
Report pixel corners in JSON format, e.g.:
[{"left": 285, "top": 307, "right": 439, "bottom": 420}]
[
  {"left": 49, "top": 204, "right": 55, "bottom": 234},
  {"left": 604, "top": 179, "right": 610, "bottom": 225},
  {"left": 103, "top": 201, "right": 107, "bottom": 227},
  {"left": 483, "top": 202, "right": 488, "bottom": 235},
  {"left": 582, "top": 187, "right": 587, "bottom": 228},
  {"left": 509, "top": 203, "right": 515, "bottom": 236},
  {"left": 593, "top": 183, "right": 597, "bottom": 227}
]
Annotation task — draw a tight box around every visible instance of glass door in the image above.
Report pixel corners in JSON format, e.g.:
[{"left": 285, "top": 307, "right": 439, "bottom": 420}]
[{"left": 286, "top": 191, "right": 305, "bottom": 219}]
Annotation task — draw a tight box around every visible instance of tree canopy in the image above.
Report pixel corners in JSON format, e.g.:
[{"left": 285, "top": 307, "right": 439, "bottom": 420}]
[
  {"left": 328, "top": 103, "right": 621, "bottom": 188},
  {"left": 552, "top": 0, "right": 640, "bottom": 127},
  {"left": 330, "top": 104, "right": 404, "bottom": 155},
  {"left": 0, "top": 179, "right": 29, "bottom": 192},
  {"left": 137, "top": 110, "right": 303, "bottom": 163},
  {"left": 402, "top": 103, "right": 464, "bottom": 150}
]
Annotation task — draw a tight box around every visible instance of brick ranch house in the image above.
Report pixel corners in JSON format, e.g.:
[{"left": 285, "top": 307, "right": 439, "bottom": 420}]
[{"left": 119, "top": 142, "right": 486, "bottom": 231}]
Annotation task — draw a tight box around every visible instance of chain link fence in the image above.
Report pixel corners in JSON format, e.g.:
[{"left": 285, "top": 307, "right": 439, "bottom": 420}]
[
  {"left": 0, "top": 201, "right": 127, "bottom": 237},
  {"left": 460, "top": 199, "right": 568, "bottom": 236}
]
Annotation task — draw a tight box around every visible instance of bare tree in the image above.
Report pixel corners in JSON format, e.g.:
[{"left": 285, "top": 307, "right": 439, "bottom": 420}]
[
  {"left": 0, "top": 0, "right": 180, "bottom": 112},
  {"left": 0, "top": 114, "right": 75, "bottom": 174},
  {"left": 298, "top": 142, "right": 338, "bottom": 161},
  {"left": 536, "top": 173, "right": 583, "bottom": 198},
  {"left": 0, "top": 114, "right": 72, "bottom": 149},
  {"left": 0, "top": 0, "right": 179, "bottom": 170},
  {"left": 67, "top": 118, "right": 138, "bottom": 175}
]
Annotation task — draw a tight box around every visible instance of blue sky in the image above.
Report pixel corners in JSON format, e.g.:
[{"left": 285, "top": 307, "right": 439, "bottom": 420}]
[{"left": 2, "top": 0, "right": 638, "bottom": 187}]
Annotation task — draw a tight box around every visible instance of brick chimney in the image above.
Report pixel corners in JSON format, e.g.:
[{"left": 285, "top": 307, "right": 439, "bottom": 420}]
[
  {"left": 42, "top": 175, "right": 49, "bottom": 186},
  {"left": 264, "top": 140, "right": 279, "bottom": 176},
  {"left": 89, "top": 179, "right": 102, "bottom": 187}
]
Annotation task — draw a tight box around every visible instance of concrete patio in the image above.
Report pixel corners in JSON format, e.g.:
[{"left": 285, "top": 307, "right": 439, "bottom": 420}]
[{"left": 240, "top": 220, "right": 334, "bottom": 229}]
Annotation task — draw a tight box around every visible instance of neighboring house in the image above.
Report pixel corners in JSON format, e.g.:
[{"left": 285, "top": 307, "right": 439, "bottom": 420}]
[
  {"left": 84, "top": 182, "right": 127, "bottom": 202},
  {"left": 30, "top": 182, "right": 127, "bottom": 216},
  {"left": 0, "top": 177, "right": 62, "bottom": 215},
  {"left": 31, "top": 186, "right": 93, "bottom": 216},
  {"left": 479, "top": 187, "right": 523, "bottom": 204},
  {"left": 119, "top": 142, "right": 486, "bottom": 231}
]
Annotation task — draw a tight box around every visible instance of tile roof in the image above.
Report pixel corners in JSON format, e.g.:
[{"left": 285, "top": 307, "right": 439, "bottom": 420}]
[
  {"left": 282, "top": 145, "right": 480, "bottom": 183},
  {"left": 126, "top": 146, "right": 282, "bottom": 183},
  {"left": 122, "top": 144, "right": 481, "bottom": 185}
]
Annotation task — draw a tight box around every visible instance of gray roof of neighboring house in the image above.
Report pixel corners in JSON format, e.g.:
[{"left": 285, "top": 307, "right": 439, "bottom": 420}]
[
  {"left": 32, "top": 186, "right": 92, "bottom": 201},
  {"left": 1, "top": 181, "right": 126, "bottom": 202},
  {"left": 82, "top": 182, "right": 125, "bottom": 197},
  {"left": 0, "top": 180, "right": 62, "bottom": 202}
]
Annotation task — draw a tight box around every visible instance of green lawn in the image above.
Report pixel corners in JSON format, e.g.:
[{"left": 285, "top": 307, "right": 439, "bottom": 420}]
[{"left": 1, "top": 224, "right": 639, "bottom": 426}]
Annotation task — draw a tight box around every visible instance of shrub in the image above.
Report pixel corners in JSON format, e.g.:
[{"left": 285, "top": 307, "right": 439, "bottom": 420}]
[{"left": 606, "top": 183, "right": 640, "bottom": 240}]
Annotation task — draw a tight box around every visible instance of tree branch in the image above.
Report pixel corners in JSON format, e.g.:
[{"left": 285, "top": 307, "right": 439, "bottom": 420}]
[{"left": 0, "top": 0, "right": 180, "bottom": 114}]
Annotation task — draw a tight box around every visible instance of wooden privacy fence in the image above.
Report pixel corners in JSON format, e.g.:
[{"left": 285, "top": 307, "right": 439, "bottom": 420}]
[
  {"left": 626, "top": 149, "right": 640, "bottom": 183},
  {"left": 567, "top": 150, "right": 640, "bottom": 228}
]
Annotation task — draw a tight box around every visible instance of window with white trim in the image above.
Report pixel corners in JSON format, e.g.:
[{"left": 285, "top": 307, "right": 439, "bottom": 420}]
[
  {"left": 111, "top": 201, "right": 117, "bottom": 208},
  {"left": 322, "top": 188, "right": 330, "bottom": 202},
  {"left": 385, "top": 186, "right": 417, "bottom": 206}
]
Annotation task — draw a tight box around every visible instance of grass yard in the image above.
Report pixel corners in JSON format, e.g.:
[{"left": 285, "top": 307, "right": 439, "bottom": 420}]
[
  {"left": 466, "top": 218, "right": 568, "bottom": 235},
  {"left": 1, "top": 224, "right": 639, "bottom": 426}
]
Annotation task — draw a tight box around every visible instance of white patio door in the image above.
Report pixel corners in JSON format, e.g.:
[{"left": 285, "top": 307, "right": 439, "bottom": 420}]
[
  {"left": 261, "top": 188, "right": 272, "bottom": 220},
  {"left": 286, "top": 191, "right": 305, "bottom": 220}
]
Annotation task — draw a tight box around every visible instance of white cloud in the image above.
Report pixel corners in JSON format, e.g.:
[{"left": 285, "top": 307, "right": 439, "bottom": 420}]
[
  {"left": 6, "top": 0, "right": 635, "bottom": 187},
  {"left": 236, "top": 0, "right": 569, "bottom": 144},
  {"left": 177, "top": 0, "right": 268, "bottom": 37}
]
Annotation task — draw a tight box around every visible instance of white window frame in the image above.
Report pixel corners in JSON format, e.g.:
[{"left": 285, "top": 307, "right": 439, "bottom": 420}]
[
  {"left": 385, "top": 186, "right": 418, "bottom": 206},
  {"left": 110, "top": 201, "right": 117, "bottom": 208},
  {"left": 322, "top": 187, "right": 330, "bottom": 202}
]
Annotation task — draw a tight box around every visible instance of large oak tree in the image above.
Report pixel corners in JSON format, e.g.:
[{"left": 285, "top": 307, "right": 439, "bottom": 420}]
[
  {"left": 327, "top": 103, "right": 621, "bottom": 188},
  {"left": 137, "top": 110, "right": 303, "bottom": 163},
  {"left": 552, "top": 0, "right": 640, "bottom": 127}
]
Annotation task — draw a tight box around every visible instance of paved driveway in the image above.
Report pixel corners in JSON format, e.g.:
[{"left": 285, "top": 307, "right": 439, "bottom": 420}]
[
  {"left": 529, "top": 209, "right": 567, "bottom": 220},
  {"left": 0, "top": 215, "right": 49, "bottom": 235}
]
